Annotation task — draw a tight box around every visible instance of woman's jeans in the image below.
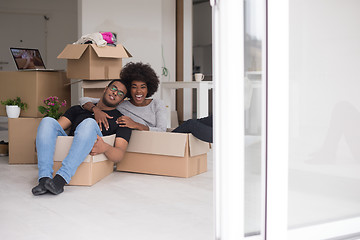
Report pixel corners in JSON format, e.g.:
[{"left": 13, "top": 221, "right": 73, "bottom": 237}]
[
  {"left": 172, "top": 115, "right": 213, "bottom": 143},
  {"left": 36, "top": 117, "right": 102, "bottom": 183}
]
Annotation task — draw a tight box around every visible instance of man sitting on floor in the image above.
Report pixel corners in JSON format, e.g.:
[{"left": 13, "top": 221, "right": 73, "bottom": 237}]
[{"left": 32, "top": 79, "right": 132, "bottom": 196}]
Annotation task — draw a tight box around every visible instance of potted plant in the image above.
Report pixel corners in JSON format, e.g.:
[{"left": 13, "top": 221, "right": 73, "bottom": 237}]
[
  {"left": 38, "top": 96, "right": 67, "bottom": 120},
  {"left": 1, "top": 97, "right": 28, "bottom": 118}
]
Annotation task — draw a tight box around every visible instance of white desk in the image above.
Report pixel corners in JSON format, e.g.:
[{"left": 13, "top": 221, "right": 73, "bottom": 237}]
[{"left": 162, "top": 81, "right": 213, "bottom": 127}]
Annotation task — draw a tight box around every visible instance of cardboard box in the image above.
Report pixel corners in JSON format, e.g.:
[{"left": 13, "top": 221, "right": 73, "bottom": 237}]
[
  {"left": 0, "top": 71, "right": 71, "bottom": 118},
  {"left": 72, "top": 79, "right": 111, "bottom": 98},
  {"left": 116, "top": 130, "right": 210, "bottom": 178},
  {"left": 8, "top": 117, "right": 42, "bottom": 164},
  {"left": 57, "top": 44, "right": 132, "bottom": 80},
  {"left": 52, "top": 134, "right": 116, "bottom": 186}
]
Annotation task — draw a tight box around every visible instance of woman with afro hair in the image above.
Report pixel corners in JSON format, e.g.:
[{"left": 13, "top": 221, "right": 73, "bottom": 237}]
[{"left": 79, "top": 62, "right": 167, "bottom": 132}]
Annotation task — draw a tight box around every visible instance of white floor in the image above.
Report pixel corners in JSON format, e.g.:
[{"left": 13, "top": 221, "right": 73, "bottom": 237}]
[
  {"left": 0, "top": 118, "right": 214, "bottom": 240},
  {"left": 0, "top": 116, "right": 266, "bottom": 239}
]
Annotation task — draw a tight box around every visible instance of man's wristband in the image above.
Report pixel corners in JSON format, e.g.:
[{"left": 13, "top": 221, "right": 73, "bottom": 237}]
[{"left": 90, "top": 105, "right": 96, "bottom": 112}]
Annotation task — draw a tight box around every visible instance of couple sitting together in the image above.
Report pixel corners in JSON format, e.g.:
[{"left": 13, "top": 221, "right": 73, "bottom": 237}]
[{"left": 32, "top": 62, "right": 213, "bottom": 196}]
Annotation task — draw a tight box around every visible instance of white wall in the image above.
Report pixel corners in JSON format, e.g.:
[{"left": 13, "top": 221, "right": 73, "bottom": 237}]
[
  {"left": 161, "top": 0, "right": 176, "bottom": 84},
  {"left": 0, "top": 0, "right": 78, "bottom": 70},
  {"left": 78, "top": 0, "right": 176, "bottom": 100}
]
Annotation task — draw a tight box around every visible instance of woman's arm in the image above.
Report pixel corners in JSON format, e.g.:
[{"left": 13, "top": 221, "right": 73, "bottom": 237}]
[
  {"left": 80, "top": 97, "right": 113, "bottom": 131},
  {"left": 79, "top": 97, "right": 100, "bottom": 108},
  {"left": 149, "top": 99, "right": 167, "bottom": 132},
  {"left": 116, "top": 99, "right": 167, "bottom": 131}
]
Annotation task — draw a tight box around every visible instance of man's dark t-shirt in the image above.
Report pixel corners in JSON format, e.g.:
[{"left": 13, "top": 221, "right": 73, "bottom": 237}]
[{"left": 63, "top": 105, "right": 132, "bottom": 142}]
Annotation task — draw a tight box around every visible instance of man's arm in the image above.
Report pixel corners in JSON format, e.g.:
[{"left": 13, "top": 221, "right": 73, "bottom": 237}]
[
  {"left": 57, "top": 116, "right": 72, "bottom": 130},
  {"left": 90, "top": 136, "right": 128, "bottom": 163}
]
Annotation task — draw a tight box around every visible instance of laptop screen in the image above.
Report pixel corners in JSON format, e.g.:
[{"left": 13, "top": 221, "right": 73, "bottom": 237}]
[{"left": 10, "top": 48, "right": 46, "bottom": 70}]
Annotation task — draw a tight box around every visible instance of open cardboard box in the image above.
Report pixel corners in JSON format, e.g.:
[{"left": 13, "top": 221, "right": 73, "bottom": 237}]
[
  {"left": 57, "top": 44, "right": 132, "bottom": 80},
  {"left": 116, "top": 130, "right": 210, "bottom": 178},
  {"left": 52, "top": 134, "right": 116, "bottom": 186}
]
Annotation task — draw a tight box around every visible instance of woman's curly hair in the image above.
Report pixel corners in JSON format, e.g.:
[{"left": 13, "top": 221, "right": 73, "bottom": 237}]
[{"left": 120, "top": 62, "right": 159, "bottom": 98}]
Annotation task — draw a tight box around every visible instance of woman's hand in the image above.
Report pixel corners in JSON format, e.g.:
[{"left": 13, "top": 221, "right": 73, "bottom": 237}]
[
  {"left": 93, "top": 107, "right": 113, "bottom": 131},
  {"left": 116, "top": 115, "right": 150, "bottom": 131},
  {"left": 116, "top": 115, "right": 138, "bottom": 129}
]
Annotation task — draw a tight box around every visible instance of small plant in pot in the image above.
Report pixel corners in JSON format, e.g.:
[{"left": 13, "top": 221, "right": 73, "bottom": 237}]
[
  {"left": 1, "top": 97, "right": 28, "bottom": 118},
  {"left": 38, "top": 96, "right": 67, "bottom": 120}
]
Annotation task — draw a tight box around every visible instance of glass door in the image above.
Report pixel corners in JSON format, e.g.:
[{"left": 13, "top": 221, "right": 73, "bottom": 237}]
[
  {"left": 244, "top": 0, "right": 266, "bottom": 238},
  {"left": 212, "top": 0, "right": 266, "bottom": 239},
  {"left": 214, "top": 0, "right": 360, "bottom": 238},
  {"left": 267, "top": 0, "right": 360, "bottom": 239},
  {"left": 288, "top": 0, "right": 360, "bottom": 238}
]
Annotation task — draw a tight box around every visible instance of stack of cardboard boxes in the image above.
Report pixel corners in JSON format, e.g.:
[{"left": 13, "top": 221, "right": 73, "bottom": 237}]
[
  {"left": 0, "top": 71, "right": 71, "bottom": 164},
  {"left": 58, "top": 43, "right": 132, "bottom": 98},
  {"left": 55, "top": 43, "right": 131, "bottom": 185}
]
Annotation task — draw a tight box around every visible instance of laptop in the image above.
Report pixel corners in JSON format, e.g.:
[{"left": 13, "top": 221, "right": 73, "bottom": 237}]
[{"left": 10, "top": 47, "right": 57, "bottom": 71}]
